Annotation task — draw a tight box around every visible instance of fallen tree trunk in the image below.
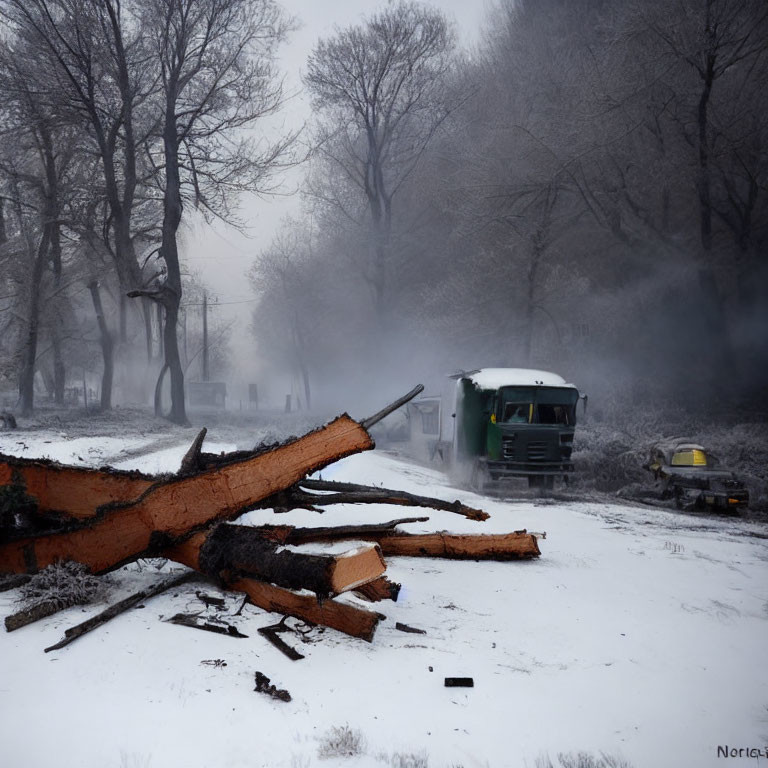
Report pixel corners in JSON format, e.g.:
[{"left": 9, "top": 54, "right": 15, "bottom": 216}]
[
  {"left": 255, "top": 521, "right": 541, "bottom": 560},
  {"left": 166, "top": 525, "right": 387, "bottom": 599},
  {"left": 275, "top": 480, "right": 489, "bottom": 521},
  {"left": 0, "top": 455, "right": 154, "bottom": 521},
  {"left": 0, "top": 414, "right": 374, "bottom": 574},
  {"left": 44, "top": 570, "right": 195, "bottom": 652}
]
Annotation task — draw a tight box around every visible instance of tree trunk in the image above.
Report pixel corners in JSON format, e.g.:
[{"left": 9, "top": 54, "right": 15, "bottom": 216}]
[
  {"left": 0, "top": 414, "right": 374, "bottom": 574},
  {"left": 143, "top": 299, "right": 153, "bottom": 363},
  {"left": 49, "top": 205, "right": 65, "bottom": 406},
  {"left": 154, "top": 363, "right": 169, "bottom": 417},
  {"left": 88, "top": 281, "right": 114, "bottom": 411},
  {"left": 18, "top": 227, "right": 51, "bottom": 416},
  {"left": 51, "top": 338, "right": 65, "bottom": 406},
  {"left": 695, "top": 49, "right": 733, "bottom": 380},
  {"left": 159, "top": 89, "right": 188, "bottom": 426},
  {"left": 164, "top": 300, "right": 186, "bottom": 424}
]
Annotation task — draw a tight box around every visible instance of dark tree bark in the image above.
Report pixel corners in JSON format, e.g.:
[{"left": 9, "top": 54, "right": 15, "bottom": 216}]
[
  {"left": 18, "top": 227, "right": 51, "bottom": 416},
  {"left": 88, "top": 281, "right": 114, "bottom": 411}
]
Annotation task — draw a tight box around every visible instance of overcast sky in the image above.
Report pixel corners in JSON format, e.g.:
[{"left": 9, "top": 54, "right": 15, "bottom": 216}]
[{"left": 183, "top": 0, "right": 490, "bottom": 320}]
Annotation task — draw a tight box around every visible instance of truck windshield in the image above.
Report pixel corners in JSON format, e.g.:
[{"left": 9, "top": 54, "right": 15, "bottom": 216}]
[{"left": 497, "top": 386, "right": 578, "bottom": 425}]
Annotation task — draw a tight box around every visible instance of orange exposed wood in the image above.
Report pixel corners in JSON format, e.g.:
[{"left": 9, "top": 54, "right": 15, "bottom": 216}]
[
  {"left": 375, "top": 531, "right": 541, "bottom": 559},
  {"left": 0, "top": 415, "right": 373, "bottom": 574},
  {"left": 0, "top": 455, "right": 154, "bottom": 519},
  {"left": 229, "top": 577, "right": 382, "bottom": 642},
  {"left": 354, "top": 576, "right": 401, "bottom": 602},
  {"left": 253, "top": 522, "right": 541, "bottom": 560},
  {"left": 328, "top": 545, "right": 387, "bottom": 593}
]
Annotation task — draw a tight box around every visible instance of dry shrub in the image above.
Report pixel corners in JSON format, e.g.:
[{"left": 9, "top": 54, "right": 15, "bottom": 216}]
[
  {"left": 317, "top": 725, "right": 366, "bottom": 760},
  {"left": 18, "top": 560, "right": 109, "bottom": 610},
  {"left": 536, "top": 753, "right": 633, "bottom": 768},
  {"left": 390, "top": 752, "right": 429, "bottom": 768}
]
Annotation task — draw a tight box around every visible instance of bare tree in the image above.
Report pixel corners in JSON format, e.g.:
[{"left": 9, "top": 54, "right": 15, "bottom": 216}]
[
  {"left": 127, "top": 0, "right": 294, "bottom": 424},
  {"left": 635, "top": 0, "right": 768, "bottom": 369},
  {"left": 305, "top": 1, "right": 455, "bottom": 320},
  {"left": 0, "top": 34, "right": 81, "bottom": 414},
  {"left": 2, "top": 0, "right": 160, "bottom": 354}
]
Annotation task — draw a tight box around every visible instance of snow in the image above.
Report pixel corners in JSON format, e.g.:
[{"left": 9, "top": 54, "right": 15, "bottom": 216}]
[
  {"left": 467, "top": 368, "right": 576, "bottom": 391},
  {"left": 0, "top": 434, "right": 151, "bottom": 467},
  {"left": 1, "top": 433, "right": 767, "bottom": 768},
  {"left": 0, "top": 430, "right": 236, "bottom": 475}
]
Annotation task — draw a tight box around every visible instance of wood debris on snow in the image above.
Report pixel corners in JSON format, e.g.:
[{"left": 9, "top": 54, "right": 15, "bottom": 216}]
[{"left": 0, "top": 385, "right": 543, "bottom": 649}]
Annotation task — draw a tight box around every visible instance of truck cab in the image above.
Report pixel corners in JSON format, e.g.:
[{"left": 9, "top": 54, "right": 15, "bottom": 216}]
[{"left": 453, "top": 368, "right": 580, "bottom": 490}]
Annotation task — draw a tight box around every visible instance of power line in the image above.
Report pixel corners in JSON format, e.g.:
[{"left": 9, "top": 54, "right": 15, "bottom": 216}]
[{"left": 180, "top": 296, "right": 259, "bottom": 308}]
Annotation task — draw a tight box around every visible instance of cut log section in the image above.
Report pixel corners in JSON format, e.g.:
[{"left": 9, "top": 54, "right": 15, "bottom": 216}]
[
  {"left": 373, "top": 531, "right": 541, "bottom": 559},
  {"left": 166, "top": 525, "right": 386, "bottom": 599},
  {"left": 0, "top": 414, "right": 374, "bottom": 574},
  {"left": 254, "top": 521, "right": 541, "bottom": 560}
]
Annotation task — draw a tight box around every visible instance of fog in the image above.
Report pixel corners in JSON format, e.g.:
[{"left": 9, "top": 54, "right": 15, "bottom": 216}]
[{"left": 1, "top": 0, "right": 766, "bottom": 428}]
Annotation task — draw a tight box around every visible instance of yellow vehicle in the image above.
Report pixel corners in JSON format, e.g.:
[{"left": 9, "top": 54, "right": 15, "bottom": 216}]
[{"left": 645, "top": 440, "right": 749, "bottom": 511}]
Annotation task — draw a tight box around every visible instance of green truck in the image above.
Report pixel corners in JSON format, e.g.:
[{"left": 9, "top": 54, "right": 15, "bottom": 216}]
[{"left": 451, "top": 368, "right": 582, "bottom": 490}]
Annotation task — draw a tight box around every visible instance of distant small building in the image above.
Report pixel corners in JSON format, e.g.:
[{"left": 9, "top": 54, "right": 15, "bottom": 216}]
[{"left": 188, "top": 381, "right": 227, "bottom": 408}]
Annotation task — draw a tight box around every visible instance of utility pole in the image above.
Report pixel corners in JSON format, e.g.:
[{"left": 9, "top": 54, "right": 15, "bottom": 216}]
[{"left": 202, "top": 291, "right": 209, "bottom": 382}]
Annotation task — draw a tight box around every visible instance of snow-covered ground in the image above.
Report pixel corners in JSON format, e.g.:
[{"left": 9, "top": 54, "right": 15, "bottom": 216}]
[{"left": 1, "top": 428, "right": 767, "bottom": 768}]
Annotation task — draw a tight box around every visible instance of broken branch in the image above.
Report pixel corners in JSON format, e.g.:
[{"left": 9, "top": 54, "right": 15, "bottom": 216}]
[
  {"left": 279, "top": 480, "right": 489, "bottom": 521},
  {"left": 359, "top": 384, "right": 424, "bottom": 430},
  {"left": 44, "top": 570, "right": 196, "bottom": 652},
  {"left": 258, "top": 620, "right": 305, "bottom": 661},
  {"left": 5, "top": 600, "right": 63, "bottom": 632},
  {"left": 167, "top": 613, "right": 248, "bottom": 638}
]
